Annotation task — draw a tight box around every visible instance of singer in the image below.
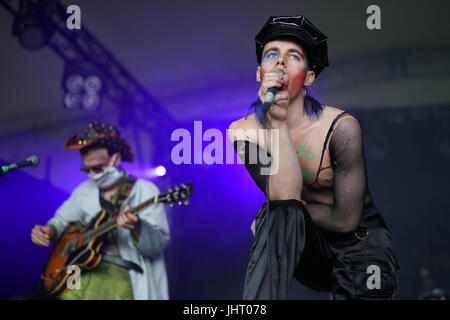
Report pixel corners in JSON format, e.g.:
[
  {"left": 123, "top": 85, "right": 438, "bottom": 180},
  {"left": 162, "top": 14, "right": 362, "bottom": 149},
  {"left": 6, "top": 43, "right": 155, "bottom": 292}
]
[
  {"left": 30, "top": 122, "right": 170, "bottom": 300},
  {"left": 228, "top": 15, "right": 400, "bottom": 299}
]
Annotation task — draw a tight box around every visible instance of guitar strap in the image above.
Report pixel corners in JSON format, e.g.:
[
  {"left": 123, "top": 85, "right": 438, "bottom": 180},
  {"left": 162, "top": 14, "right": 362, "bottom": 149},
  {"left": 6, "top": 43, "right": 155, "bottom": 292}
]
[
  {"left": 99, "top": 175, "right": 137, "bottom": 217},
  {"left": 97, "top": 175, "right": 144, "bottom": 273}
]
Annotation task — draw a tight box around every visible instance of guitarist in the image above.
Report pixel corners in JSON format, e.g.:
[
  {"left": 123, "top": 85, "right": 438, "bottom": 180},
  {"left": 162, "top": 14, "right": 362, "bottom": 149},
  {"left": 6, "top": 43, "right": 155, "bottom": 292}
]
[{"left": 30, "top": 122, "right": 170, "bottom": 300}]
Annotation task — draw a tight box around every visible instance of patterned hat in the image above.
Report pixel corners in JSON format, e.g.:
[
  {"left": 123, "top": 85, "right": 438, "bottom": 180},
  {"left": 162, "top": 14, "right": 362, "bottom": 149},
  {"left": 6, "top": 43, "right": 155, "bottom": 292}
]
[
  {"left": 255, "top": 15, "right": 329, "bottom": 77},
  {"left": 63, "top": 122, "right": 134, "bottom": 162}
]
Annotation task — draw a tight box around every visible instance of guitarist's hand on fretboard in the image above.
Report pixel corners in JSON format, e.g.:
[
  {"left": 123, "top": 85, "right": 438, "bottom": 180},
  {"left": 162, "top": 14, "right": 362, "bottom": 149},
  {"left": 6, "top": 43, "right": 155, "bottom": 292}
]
[{"left": 117, "top": 205, "right": 141, "bottom": 240}]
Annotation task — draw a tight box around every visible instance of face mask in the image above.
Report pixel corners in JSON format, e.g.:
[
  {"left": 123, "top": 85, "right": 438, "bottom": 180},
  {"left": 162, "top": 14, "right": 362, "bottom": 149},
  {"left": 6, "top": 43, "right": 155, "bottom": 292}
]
[{"left": 90, "top": 154, "right": 124, "bottom": 189}]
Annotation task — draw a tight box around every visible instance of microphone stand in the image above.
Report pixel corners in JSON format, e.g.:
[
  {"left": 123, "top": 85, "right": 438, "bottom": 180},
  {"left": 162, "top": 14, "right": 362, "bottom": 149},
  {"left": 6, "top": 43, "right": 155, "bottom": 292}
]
[{"left": 262, "top": 101, "right": 274, "bottom": 299}]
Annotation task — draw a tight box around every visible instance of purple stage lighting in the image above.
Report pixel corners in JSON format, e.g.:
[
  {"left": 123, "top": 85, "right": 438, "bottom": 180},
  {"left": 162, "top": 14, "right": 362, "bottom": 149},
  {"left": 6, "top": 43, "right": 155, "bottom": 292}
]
[{"left": 155, "top": 165, "right": 166, "bottom": 177}]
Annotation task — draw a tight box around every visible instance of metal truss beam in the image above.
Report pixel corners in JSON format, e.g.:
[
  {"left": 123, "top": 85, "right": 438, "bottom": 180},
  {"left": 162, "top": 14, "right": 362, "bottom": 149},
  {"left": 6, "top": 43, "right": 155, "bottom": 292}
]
[{"left": 0, "top": 0, "right": 172, "bottom": 131}]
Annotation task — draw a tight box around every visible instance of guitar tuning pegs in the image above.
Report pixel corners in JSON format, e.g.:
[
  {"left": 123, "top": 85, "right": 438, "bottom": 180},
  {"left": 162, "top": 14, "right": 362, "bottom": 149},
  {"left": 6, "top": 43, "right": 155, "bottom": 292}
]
[
  {"left": 184, "top": 200, "right": 190, "bottom": 205},
  {"left": 169, "top": 203, "right": 174, "bottom": 208},
  {"left": 178, "top": 201, "right": 182, "bottom": 206}
]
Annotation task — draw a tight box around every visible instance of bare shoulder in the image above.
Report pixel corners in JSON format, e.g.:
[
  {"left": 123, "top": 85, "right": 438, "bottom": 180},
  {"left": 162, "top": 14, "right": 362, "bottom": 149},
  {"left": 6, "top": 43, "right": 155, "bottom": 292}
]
[
  {"left": 323, "top": 105, "right": 346, "bottom": 118},
  {"left": 322, "top": 105, "right": 362, "bottom": 140},
  {"left": 228, "top": 113, "right": 262, "bottom": 144},
  {"left": 322, "top": 105, "right": 359, "bottom": 125},
  {"left": 229, "top": 112, "right": 261, "bottom": 131}
]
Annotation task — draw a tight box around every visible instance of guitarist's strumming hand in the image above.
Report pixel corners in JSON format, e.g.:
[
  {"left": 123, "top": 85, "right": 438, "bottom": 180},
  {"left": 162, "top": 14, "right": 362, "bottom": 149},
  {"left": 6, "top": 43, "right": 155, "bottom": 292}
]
[
  {"left": 31, "top": 225, "right": 55, "bottom": 247},
  {"left": 117, "top": 205, "right": 141, "bottom": 242}
]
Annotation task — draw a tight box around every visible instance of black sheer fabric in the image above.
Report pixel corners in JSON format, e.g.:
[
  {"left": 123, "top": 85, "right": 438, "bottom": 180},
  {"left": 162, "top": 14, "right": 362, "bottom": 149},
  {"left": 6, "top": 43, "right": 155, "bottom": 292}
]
[
  {"left": 234, "top": 139, "right": 271, "bottom": 193},
  {"left": 305, "top": 113, "right": 366, "bottom": 232},
  {"left": 233, "top": 112, "right": 400, "bottom": 300},
  {"left": 233, "top": 112, "right": 377, "bottom": 227}
]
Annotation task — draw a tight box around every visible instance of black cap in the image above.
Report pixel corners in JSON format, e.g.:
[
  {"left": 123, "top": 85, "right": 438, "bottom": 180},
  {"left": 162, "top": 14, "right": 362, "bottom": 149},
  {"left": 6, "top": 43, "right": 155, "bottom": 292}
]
[{"left": 255, "top": 15, "right": 329, "bottom": 77}]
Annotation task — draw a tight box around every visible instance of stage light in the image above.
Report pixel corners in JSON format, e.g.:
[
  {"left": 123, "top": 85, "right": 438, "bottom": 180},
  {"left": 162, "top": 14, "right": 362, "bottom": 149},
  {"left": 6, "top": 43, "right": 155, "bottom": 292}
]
[
  {"left": 142, "top": 166, "right": 167, "bottom": 179},
  {"left": 155, "top": 166, "right": 166, "bottom": 177},
  {"left": 62, "top": 62, "right": 104, "bottom": 111},
  {"left": 63, "top": 92, "right": 81, "bottom": 110},
  {"left": 66, "top": 74, "right": 84, "bottom": 93},
  {"left": 82, "top": 94, "right": 100, "bottom": 111},
  {"left": 15, "top": 23, "right": 48, "bottom": 50},
  {"left": 11, "top": 1, "right": 52, "bottom": 51},
  {"left": 84, "top": 75, "right": 102, "bottom": 94}
]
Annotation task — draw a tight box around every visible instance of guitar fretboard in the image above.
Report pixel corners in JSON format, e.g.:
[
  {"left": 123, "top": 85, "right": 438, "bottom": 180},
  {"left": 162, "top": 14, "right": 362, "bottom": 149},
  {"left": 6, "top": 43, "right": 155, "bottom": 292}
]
[{"left": 82, "top": 195, "right": 158, "bottom": 244}]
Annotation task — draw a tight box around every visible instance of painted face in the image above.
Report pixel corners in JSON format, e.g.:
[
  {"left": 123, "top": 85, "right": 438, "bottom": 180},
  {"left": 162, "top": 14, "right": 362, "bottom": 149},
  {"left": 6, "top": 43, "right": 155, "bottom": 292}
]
[{"left": 259, "top": 39, "right": 310, "bottom": 99}]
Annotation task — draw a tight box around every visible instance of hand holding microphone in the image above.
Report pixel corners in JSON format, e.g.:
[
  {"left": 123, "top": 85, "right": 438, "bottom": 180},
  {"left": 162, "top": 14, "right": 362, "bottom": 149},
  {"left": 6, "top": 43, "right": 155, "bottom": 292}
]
[{"left": 259, "top": 69, "right": 289, "bottom": 112}]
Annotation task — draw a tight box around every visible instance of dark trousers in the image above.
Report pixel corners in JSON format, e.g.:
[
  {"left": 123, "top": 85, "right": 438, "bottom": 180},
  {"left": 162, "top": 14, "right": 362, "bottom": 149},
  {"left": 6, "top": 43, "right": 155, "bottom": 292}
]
[{"left": 243, "top": 200, "right": 400, "bottom": 300}]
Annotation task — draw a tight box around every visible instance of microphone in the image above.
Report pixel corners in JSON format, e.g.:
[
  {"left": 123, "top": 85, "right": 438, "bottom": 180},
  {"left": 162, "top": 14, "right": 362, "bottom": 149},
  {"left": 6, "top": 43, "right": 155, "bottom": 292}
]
[
  {"left": 1, "top": 155, "right": 39, "bottom": 175},
  {"left": 263, "top": 68, "right": 285, "bottom": 112}
]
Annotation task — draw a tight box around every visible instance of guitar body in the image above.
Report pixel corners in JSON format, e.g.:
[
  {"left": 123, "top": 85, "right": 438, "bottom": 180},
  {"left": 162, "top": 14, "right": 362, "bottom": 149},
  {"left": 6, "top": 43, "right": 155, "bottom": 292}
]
[{"left": 41, "top": 210, "right": 111, "bottom": 296}]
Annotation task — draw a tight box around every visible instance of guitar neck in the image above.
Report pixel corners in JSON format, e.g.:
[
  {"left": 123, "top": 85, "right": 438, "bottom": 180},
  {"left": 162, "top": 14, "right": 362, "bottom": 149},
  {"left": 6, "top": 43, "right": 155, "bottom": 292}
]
[{"left": 83, "top": 194, "right": 159, "bottom": 243}]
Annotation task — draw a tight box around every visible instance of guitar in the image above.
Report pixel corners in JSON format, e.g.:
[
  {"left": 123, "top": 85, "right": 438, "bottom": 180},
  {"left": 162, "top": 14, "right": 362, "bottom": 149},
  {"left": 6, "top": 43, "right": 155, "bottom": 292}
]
[{"left": 40, "top": 183, "right": 193, "bottom": 296}]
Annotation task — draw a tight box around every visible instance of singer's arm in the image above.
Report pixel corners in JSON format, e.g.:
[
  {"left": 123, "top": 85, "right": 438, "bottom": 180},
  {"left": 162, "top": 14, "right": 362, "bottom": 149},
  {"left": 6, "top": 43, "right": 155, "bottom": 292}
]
[
  {"left": 305, "top": 116, "right": 365, "bottom": 233},
  {"left": 265, "top": 120, "right": 302, "bottom": 201},
  {"left": 228, "top": 114, "right": 302, "bottom": 201}
]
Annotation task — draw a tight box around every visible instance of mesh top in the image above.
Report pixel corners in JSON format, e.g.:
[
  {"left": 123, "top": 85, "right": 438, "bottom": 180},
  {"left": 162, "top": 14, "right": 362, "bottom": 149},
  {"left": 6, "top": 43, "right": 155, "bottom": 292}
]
[{"left": 233, "top": 111, "right": 374, "bottom": 214}]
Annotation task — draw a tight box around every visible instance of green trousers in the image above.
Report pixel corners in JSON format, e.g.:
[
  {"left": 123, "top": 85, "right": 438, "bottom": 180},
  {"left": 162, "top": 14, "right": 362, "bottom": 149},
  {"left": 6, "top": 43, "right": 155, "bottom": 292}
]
[{"left": 60, "top": 261, "right": 133, "bottom": 300}]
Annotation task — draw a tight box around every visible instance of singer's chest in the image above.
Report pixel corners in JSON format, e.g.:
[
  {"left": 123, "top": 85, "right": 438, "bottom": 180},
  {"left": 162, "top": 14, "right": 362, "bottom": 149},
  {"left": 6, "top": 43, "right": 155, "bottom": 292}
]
[{"left": 289, "top": 106, "right": 344, "bottom": 191}]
